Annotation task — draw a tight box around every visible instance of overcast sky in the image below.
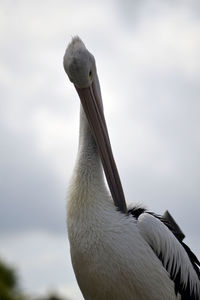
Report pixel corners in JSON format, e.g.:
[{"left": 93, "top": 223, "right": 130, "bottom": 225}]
[{"left": 0, "top": 0, "right": 200, "bottom": 299}]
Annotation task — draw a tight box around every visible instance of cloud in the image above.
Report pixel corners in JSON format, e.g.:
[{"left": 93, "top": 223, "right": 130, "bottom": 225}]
[
  {"left": 0, "top": 230, "right": 83, "bottom": 299},
  {"left": 95, "top": 1, "right": 200, "bottom": 239}
]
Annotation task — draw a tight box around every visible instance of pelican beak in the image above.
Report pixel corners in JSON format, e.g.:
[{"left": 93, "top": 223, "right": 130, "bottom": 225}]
[{"left": 75, "top": 82, "right": 127, "bottom": 214}]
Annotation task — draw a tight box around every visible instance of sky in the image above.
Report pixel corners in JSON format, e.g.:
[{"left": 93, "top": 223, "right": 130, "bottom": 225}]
[{"left": 0, "top": 0, "right": 200, "bottom": 299}]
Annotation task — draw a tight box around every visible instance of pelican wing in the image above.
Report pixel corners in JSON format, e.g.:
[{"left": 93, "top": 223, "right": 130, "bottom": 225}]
[{"left": 137, "top": 212, "right": 200, "bottom": 299}]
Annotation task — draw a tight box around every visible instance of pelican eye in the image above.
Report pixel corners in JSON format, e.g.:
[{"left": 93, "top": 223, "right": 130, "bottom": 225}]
[{"left": 89, "top": 70, "right": 92, "bottom": 80}]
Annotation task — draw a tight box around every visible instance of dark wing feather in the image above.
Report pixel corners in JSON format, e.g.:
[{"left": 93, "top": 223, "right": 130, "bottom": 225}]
[{"left": 161, "top": 210, "right": 185, "bottom": 242}]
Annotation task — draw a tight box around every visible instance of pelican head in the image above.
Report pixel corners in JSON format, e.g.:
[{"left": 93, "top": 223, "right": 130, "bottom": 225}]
[{"left": 63, "top": 36, "right": 96, "bottom": 89}]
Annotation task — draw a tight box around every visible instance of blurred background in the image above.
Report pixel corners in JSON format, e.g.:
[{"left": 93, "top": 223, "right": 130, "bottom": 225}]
[{"left": 0, "top": 0, "right": 200, "bottom": 299}]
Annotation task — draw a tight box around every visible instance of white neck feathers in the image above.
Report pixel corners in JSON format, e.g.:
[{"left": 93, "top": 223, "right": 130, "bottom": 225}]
[{"left": 68, "top": 106, "right": 106, "bottom": 211}]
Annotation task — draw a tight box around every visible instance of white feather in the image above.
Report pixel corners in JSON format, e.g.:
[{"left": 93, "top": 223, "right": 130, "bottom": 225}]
[{"left": 138, "top": 213, "right": 200, "bottom": 296}]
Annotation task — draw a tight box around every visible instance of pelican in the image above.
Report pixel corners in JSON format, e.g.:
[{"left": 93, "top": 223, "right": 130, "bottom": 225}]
[{"left": 63, "top": 36, "right": 200, "bottom": 300}]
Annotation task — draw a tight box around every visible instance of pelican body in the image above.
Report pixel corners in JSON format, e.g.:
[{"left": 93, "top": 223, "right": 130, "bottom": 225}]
[{"left": 63, "top": 37, "right": 200, "bottom": 300}]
